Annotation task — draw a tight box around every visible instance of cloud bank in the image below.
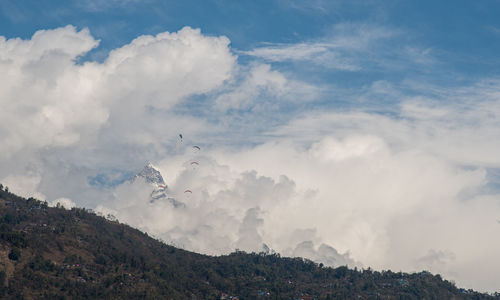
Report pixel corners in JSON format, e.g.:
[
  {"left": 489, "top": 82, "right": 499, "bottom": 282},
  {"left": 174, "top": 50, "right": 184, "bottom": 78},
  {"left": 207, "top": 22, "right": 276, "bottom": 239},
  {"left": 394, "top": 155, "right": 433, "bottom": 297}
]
[{"left": 1, "top": 25, "right": 500, "bottom": 292}]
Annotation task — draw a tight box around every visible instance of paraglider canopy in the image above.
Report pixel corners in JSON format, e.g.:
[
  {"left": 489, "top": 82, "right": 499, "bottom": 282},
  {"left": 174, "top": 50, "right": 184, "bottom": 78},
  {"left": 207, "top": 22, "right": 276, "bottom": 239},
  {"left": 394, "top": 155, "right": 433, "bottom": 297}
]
[
  {"left": 190, "top": 162, "right": 199, "bottom": 165},
  {"left": 179, "top": 134, "right": 183, "bottom": 140},
  {"left": 184, "top": 189, "right": 192, "bottom": 193},
  {"left": 192, "top": 146, "right": 200, "bottom": 151}
]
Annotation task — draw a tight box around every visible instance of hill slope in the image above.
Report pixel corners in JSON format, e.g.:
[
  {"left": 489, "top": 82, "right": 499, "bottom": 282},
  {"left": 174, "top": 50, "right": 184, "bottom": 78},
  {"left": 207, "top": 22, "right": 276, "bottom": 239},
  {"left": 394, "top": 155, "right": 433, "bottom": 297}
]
[{"left": 0, "top": 185, "right": 497, "bottom": 299}]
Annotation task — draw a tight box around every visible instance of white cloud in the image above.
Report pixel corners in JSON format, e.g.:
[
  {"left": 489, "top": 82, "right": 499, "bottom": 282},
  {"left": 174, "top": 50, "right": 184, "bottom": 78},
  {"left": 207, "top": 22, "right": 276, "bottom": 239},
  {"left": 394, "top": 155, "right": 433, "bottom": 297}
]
[
  {"left": 242, "top": 42, "right": 360, "bottom": 71},
  {"left": 0, "top": 25, "right": 99, "bottom": 63},
  {"left": 241, "top": 22, "right": 440, "bottom": 74},
  {"left": 96, "top": 155, "right": 359, "bottom": 265},
  {"left": 215, "top": 64, "right": 287, "bottom": 111},
  {"left": 102, "top": 27, "right": 235, "bottom": 110},
  {"left": 0, "top": 25, "right": 236, "bottom": 179},
  {"left": 0, "top": 25, "right": 105, "bottom": 156},
  {"left": 215, "top": 64, "right": 319, "bottom": 111},
  {"left": 50, "top": 197, "right": 76, "bottom": 209},
  {"left": 241, "top": 23, "right": 397, "bottom": 71},
  {"left": 243, "top": 42, "right": 334, "bottom": 62},
  {"left": 1, "top": 172, "right": 46, "bottom": 201},
  {"left": 91, "top": 118, "right": 498, "bottom": 291}
]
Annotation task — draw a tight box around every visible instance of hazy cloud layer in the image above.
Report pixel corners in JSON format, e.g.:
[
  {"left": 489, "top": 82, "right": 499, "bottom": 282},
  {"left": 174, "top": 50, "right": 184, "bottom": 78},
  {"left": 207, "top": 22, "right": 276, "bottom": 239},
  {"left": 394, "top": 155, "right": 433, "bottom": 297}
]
[
  {"left": 241, "top": 23, "right": 404, "bottom": 71},
  {"left": 2, "top": 25, "right": 500, "bottom": 292}
]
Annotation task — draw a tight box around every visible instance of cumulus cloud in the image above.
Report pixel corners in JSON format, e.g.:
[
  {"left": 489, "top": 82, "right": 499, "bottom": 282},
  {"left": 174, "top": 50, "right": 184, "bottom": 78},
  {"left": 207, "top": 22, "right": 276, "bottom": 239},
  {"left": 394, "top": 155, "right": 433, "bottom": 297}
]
[
  {"left": 1, "top": 172, "right": 46, "bottom": 201},
  {"left": 93, "top": 121, "right": 495, "bottom": 290},
  {"left": 0, "top": 25, "right": 236, "bottom": 196},
  {"left": 288, "top": 241, "right": 357, "bottom": 267},
  {"left": 95, "top": 155, "right": 358, "bottom": 266},
  {"left": 215, "top": 64, "right": 288, "bottom": 111},
  {"left": 0, "top": 25, "right": 234, "bottom": 157},
  {"left": 49, "top": 197, "right": 76, "bottom": 209},
  {"left": 102, "top": 27, "right": 235, "bottom": 110},
  {"left": 215, "top": 64, "right": 319, "bottom": 112},
  {"left": 0, "top": 25, "right": 104, "bottom": 156}
]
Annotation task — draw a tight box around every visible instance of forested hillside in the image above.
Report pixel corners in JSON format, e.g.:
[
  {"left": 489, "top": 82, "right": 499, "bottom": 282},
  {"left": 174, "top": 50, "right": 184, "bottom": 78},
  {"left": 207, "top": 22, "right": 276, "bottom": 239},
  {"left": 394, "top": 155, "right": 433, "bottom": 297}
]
[{"left": 0, "top": 185, "right": 497, "bottom": 299}]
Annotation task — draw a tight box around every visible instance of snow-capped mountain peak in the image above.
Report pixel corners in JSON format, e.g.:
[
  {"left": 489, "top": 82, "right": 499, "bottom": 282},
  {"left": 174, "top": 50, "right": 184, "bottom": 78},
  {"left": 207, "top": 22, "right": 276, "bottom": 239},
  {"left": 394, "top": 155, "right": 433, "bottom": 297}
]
[
  {"left": 131, "top": 163, "right": 184, "bottom": 208},
  {"left": 134, "top": 162, "right": 166, "bottom": 187}
]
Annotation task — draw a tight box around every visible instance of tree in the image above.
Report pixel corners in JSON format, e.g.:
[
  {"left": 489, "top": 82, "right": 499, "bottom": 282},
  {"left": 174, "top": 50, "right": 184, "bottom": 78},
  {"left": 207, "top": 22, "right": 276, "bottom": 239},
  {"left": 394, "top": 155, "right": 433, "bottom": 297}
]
[
  {"left": 0, "top": 270, "right": 6, "bottom": 285},
  {"left": 9, "top": 247, "right": 21, "bottom": 261}
]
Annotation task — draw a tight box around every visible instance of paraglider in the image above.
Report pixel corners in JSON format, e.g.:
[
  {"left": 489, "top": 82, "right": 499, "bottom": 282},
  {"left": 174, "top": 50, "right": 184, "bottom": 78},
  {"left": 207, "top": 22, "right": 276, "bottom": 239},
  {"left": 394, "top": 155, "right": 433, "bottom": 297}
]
[
  {"left": 179, "top": 134, "right": 183, "bottom": 141},
  {"left": 184, "top": 189, "right": 192, "bottom": 194},
  {"left": 190, "top": 162, "right": 199, "bottom": 165}
]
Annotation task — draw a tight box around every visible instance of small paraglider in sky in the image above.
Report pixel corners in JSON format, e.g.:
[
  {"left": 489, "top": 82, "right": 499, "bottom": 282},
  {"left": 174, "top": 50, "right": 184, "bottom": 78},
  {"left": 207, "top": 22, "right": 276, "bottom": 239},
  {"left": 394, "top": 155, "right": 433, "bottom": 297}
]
[
  {"left": 179, "top": 134, "right": 183, "bottom": 141},
  {"left": 190, "top": 162, "right": 199, "bottom": 165},
  {"left": 184, "top": 189, "right": 193, "bottom": 198},
  {"left": 192, "top": 145, "right": 200, "bottom": 152}
]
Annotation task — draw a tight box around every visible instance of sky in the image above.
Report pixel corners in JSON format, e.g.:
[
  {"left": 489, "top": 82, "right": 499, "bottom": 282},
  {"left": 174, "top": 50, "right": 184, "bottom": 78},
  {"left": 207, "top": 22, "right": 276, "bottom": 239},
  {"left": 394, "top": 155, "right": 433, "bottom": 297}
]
[{"left": 2, "top": 0, "right": 500, "bottom": 292}]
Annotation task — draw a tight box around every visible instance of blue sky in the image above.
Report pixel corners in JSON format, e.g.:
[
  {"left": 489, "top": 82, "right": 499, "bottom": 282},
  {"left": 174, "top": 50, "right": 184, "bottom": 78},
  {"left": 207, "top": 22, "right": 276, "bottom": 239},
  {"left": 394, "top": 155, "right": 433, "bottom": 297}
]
[
  {"left": 2, "top": 0, "right": 500, "bottom": 292},
  {"left": 3, "top": 0, "right": 500, "bottom": 71}
]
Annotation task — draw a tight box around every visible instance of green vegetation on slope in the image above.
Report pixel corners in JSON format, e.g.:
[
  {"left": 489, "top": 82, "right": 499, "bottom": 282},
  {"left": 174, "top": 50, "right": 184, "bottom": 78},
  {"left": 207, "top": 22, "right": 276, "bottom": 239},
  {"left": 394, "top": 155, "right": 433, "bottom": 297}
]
[{"left": 0, "top": 184, "right": 497, "bottom": 300}]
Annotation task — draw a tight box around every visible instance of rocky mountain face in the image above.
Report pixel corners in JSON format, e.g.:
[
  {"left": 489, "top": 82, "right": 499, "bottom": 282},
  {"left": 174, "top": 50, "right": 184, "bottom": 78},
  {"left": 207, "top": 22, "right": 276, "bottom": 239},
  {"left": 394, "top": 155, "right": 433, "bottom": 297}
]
[
  {"left": 132, "top": 163, "right": 184, "bottom": 207},
  {"left": 133, "top": 163, "right": 166, "bottom": 187}
]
